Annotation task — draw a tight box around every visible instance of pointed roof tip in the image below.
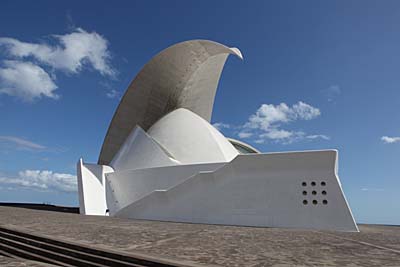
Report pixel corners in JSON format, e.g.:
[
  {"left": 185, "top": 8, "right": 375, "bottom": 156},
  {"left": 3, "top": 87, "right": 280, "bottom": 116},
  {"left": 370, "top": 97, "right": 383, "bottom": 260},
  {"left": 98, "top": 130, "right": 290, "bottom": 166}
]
[{"left": 229, "top": 47, "right": 243, "bottom": 60}]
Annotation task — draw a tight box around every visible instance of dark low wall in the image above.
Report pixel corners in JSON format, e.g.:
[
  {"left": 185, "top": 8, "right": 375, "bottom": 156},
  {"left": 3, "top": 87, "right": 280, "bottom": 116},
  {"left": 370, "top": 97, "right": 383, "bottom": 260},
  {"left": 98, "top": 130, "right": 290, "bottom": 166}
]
[{"left": 0, "top": 203, "right": 79, "bottom": 214}]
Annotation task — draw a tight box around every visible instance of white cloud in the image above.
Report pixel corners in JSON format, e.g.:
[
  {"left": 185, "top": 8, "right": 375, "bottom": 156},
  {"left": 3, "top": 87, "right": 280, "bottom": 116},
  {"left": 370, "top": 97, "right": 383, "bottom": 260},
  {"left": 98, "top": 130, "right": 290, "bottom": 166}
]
[
  {"left": 244, "top": 102, "right": 320, "bottom": 131},
  {"left": 245, "top": 103, "right": 290, "bottom": 130},
  {"left": 106, "top": 89, "right": 121, "bottom": 99},
  {"left": 0, "top": 135, "right": 46, "bottom": 150},
  {"left": 0, "top": 28, "right": 115, "bottom": 76},
  {"left": 0, "top": 28, "right": 115, "bottom": 101},
  {"left": 260, "top": 129, "right": 293, "bottom": 140},
  {"left": 306, "top": 134, "right": 330, "bottom": 140},
  {"left": 212, "top": 122, "right": 231, "bottom": 131},
  {"left": 242, "top": 101, "right": 322, "bottom": 144},
  {"left": 292, "top": 101, "right": 321, "bottom": 120},
  {"left": 0, "top": 60, "right": 58, "bottom": 101},
  {"left": 238, "top": 131, "right": 253, "bottom": 138},
  {"left": 212, "top": 102, "right": 326, "bottom": 145},
  {"left": 381, "top": 136, "right": 400, "bottom": 144},
  {"left": 0, "top": 170, "right": 77, "bottom": 192}
]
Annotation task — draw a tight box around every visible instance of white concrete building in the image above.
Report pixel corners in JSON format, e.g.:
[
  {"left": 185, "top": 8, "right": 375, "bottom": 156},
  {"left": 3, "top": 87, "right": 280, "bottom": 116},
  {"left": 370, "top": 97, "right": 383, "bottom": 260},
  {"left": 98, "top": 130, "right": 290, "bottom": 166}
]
[{"left": 77, "top": 40, "right": 358, "bottom": 231}]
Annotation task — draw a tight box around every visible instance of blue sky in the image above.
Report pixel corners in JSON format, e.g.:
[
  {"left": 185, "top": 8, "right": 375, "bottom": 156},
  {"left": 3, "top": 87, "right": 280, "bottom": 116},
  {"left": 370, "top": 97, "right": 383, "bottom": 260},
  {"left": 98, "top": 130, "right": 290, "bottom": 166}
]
[{"left": 0, "top": 1, "right": 399, "bottom": 225}]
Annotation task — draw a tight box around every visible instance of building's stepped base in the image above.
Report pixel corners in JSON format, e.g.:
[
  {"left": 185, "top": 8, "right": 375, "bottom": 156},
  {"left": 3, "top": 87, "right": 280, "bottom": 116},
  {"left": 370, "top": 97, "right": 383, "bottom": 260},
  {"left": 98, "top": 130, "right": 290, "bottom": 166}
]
[{"left": 115, "top": 151, "right": 359, "bottom": 232}]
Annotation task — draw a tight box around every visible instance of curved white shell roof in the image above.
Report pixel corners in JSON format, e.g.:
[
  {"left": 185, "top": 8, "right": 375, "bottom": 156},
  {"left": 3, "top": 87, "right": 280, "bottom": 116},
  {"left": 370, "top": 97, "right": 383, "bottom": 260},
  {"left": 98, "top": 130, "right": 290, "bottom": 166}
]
[
  {"left": 109, "top": 108, "right": 238, "bottom": 172},
  {"left": 147, "top": 108, "right": 239, "bottom": 165},
  {"left": 109, "top": 126, "right": 178, "bottom": 172},
  {"left": 98, "top": 40, "right": 242, "bottom": 165}
]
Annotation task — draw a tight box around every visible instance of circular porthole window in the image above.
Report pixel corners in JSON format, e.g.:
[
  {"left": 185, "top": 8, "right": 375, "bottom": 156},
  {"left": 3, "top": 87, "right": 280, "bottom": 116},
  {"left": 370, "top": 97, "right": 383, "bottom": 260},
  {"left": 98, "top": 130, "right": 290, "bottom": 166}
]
[
  {"left": 302, "top": 182, "right": 307, "bottom": 186},
  {"left": 302, "top": 191, "right": 307, "bottom": 195},
  {"left": 322, "top": 190, "right": 327, "bottom": 195},
  {"left": 312, "top": 190, "right": 317, "bottom": 195},
  {"left": 311, "top": 181, "right": 316, "bottom": 186},
  {"left": 303, "top": 200, "right": 308, "bottom": 205},
  {"left": 312, "top": 200, "right": 318, "bottom": 205},
  {"left": 321, "top": 181, "right": 326, "bottom": 186},
  {"left": 323, "top": 200, "right": 328, "bottom": 205}
]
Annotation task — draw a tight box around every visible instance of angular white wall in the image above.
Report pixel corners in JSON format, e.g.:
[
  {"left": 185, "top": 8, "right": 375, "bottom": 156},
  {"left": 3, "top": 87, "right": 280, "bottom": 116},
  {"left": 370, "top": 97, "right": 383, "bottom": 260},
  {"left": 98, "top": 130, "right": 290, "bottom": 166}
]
[
  {"left": 77, "top": 159, "right": 114, "bottom": 215},
  {"left": 105, "top": 162, "right": 225, "bottom": 214},
  {"left": 114, "top": 151, "right": 358, "bottom": 231},
  {"left": 110, "top": 126, "right": 178, "bottom": 172}
]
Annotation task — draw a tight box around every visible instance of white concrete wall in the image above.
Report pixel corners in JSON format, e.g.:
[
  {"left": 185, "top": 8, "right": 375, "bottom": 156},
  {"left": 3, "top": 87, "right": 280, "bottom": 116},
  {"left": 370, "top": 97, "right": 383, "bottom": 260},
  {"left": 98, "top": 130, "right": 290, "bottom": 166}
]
[
  {"left": 114, "top": 151, "right": 358, "bottom": 232},
  {"left": 77, "top": 159, "right": 114, "bottom": 215},
  {"left": 105, "top": 162, "right": 225, "bottom": 214}
]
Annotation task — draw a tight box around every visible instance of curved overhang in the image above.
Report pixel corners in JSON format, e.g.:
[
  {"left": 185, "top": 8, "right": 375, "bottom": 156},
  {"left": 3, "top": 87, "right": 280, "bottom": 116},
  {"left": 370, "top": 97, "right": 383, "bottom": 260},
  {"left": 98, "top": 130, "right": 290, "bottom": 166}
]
[
  {"left": 227, "top": 138, "right": 261, "bottom": 154},
  {"left": 98, "top": 40, "right": 242, "bottom": 165}
]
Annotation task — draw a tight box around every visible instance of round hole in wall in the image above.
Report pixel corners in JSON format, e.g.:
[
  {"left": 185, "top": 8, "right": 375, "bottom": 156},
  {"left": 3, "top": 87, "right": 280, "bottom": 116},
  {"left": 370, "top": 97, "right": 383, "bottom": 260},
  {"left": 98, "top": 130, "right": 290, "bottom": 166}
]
[
  {"left": 302, "top": 191, "right": 307, "bottom": 195},
  {"left": 311, "top": 181, "right": 316, "bottom": 186},
  {"left": 323, "top": 200, "right": 328, "bottom": 205},
  {"left": 312, "top": 190, "right": 317, "bottom": 195},
  {"left": 312, "top": 200, "right": 318, "bottom": 205},
  {"left": 303, "top": 200, "right": 308, "bottom": 205},
  {"left": 302, "top": 182, "right": 307, "bottom": 186},
  {"left": 321, "top": 181, "right": 326, "bottom": 186},
  {"left": 322, "top": 190, "right": 327, "bottom": 195}
]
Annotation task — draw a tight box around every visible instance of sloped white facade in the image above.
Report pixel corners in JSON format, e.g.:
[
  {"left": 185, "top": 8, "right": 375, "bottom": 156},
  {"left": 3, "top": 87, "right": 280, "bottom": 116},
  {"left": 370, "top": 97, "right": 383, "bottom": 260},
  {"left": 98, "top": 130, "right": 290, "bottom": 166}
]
[
  {"left": 77, "top": 40, "right": 358, "bottom": 231},
  {"left": 147, "top": 108, "right": 238, "bottom": 164}
]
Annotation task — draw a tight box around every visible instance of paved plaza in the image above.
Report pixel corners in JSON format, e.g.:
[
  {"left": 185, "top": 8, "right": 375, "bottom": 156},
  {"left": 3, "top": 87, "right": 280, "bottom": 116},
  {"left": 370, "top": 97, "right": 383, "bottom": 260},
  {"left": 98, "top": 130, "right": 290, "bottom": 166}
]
[{"left": 0, "top": 206, "right": 399, "bottom": 267}]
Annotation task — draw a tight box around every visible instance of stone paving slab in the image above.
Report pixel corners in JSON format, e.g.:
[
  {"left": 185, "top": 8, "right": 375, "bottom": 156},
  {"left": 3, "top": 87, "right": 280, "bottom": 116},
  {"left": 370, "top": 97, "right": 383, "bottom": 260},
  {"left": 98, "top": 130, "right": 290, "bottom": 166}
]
[
  {"left": 0, "top": 256, "right": 56, "bottom": 267},
  {"left": 0, "top": 206, "right": 399, "bottom": 267}
]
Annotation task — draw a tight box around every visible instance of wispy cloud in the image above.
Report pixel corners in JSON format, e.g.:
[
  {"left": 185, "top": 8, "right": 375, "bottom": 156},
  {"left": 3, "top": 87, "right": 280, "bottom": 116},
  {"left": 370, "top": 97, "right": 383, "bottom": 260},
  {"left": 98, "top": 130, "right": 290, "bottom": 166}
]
[
  {"left": 0, "top": 170, "right": 77, "bottom": 192},
  {"left": 321, "top": 85, "right": 341, "bottom": 102},
  {"left": 106, "top": 89, "right": 122, "bottom": 100},
  {"left": 238, "top": 131, "right": 253, "bottom": 138},
  {"left": 0, "top": 28, "right": 115, "bottom": 101},
  {"left": 212, "top": 122, "right": 231, "bottom": 131},
  {"left": 381, "top": 136, "right": 400, "bottom": 144},
  {"left": 0, "top": 135, "right": 46, "bottom": 151},
  {"left": 361, "top": 187, "right": 385, "bottom": 192},
  {"left": 306, "top": 134, "right": 330, "bottom": 140},
  {"left": 100, "top": 81, "right": 121, "bottom": 100}
]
